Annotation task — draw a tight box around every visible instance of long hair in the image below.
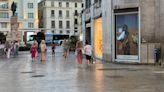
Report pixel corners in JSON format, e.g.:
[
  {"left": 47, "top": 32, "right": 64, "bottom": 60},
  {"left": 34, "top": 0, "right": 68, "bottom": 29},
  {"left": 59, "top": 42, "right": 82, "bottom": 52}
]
[{"left": 76, "top": 41, "right": 82, "bottom": 48}]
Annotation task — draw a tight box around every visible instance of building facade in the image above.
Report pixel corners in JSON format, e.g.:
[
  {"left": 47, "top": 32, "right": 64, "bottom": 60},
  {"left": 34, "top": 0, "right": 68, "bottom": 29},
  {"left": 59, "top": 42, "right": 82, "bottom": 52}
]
[
  {"left": 0, "top": 0, "right": 11, "bottom": 34},
  {"left": 0, "top": 0, "right": 38, "bottom": 43},
  {"left": 38, "top": 0, "right": 83, "bottom": 36},
  {"left": 82, "top": 0, "right": 164, "bottom": 64}
]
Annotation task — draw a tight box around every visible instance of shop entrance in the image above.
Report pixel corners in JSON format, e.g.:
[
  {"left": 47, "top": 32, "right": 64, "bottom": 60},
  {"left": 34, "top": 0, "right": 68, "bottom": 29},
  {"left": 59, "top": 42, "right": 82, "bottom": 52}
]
[
  {"left": 94, "top": 18, "right": 103, "bottom": 59},
  {"left": 85, "top": 27, "right": 91, "bottom": 44}
]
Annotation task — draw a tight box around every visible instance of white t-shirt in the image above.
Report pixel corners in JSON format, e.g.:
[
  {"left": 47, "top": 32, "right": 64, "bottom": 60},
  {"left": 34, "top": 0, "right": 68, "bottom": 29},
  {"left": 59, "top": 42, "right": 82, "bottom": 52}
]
[{"left": 84, "top": 45, "right": 92, "bottom": 56}]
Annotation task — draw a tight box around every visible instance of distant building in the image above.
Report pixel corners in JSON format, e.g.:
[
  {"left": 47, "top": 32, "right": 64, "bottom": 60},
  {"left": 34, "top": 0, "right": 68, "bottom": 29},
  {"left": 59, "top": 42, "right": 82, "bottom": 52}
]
[
  {"left": 13, "top": 0, "right": 39, "bottom": 42},
  {"left": 38, "top": 0, "right": 83, "bottom": 36},
  {"left": 0, "top": 0, "right": 11, "bottom": 34},
  {"left": 0, "top": 0, "right": 38, "bottom": 43}
]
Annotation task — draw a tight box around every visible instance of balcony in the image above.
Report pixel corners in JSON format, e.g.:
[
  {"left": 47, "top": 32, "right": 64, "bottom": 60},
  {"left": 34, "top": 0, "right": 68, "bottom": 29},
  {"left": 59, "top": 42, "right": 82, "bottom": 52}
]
[
  {"left": 84, "top": 8, "right": 91, "bottom": 21},
  {"left": 93, "top": 1, "right": 102, "bottom": 18}
]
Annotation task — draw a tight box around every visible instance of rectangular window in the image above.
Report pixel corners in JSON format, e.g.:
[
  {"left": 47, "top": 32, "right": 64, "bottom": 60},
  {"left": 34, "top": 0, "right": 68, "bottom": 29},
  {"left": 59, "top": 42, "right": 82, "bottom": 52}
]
[
  {"left": 66, "top": 11, "right": 70, "bottom": 18},
  {"left": 59, "top": 2, "right": 62, "bottom": 7},
  {"left": 28, "top": 13, "right": 34, "bottom": 18},
  {"left": 75, "top": 27, "right": 78, "bottom": 29},
  {"left": 86, "top": 0, "right": 91, "bottom": 8},
  {"left": 81, "top": 3, "right": 84, "bottom": 8},
  {"left": 66, "top": 21, "right": 70, "bottom": 29},
  {"left": 1, "top": 23, "right": 7, "bottom": 28},
  {"left": 66, "top": 30, "right": 70, "bottom": 34},
  {"left": 94, "top": 0, "right": 99, "bottom": 3},
  {"left": 59, "top": 10, "right": 62, "bottom": 18},
  {"left": 75, "top": 19, "right": 78, "bottom": 24},
  {"left": 0, "top": 12, "right": 9, "bottom": 18},
  {"left": 75, "top": 3, "right": 77, "bottom": 8},
  {"left": 60, "top": 30, "right": 63, "bottom": 34},
  {"left": 28, "top": 23, "right": 34, "bottom": 28},
  {"left": 75, "top": 10, "right": 78, "bottom": 16},
  {"left": 28, "top": 3, "right": 33, "bottom": 8},
  {"left": 59, "top": 21, "right": 62, "bottom": 28},
  {"left": 51, "top": 1, "right": 54, "bottom": 7},
  {"left": 51, "top": 21, "right": 55, "bottom": 28},
  {"left": 66, "top": 2, "right": 69, "bottom": 7},
  {"left": 0, "top": 2, "right": 8, "bottom": 9},
  {"left": 51, "top": 10, "right": 55, "bottom": 17}
]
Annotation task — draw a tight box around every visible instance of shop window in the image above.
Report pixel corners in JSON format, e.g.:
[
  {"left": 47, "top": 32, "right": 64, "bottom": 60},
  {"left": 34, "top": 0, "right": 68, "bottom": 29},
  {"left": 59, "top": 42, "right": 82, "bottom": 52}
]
[{"left": 114, "top": 8, "right": 139, "bottom": 60}]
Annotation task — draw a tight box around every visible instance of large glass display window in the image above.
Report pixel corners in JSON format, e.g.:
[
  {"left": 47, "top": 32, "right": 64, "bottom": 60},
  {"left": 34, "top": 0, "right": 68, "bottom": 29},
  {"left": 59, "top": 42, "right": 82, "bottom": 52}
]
[{"left": 115, "top": 13, "right": 139, "bottom": 60}]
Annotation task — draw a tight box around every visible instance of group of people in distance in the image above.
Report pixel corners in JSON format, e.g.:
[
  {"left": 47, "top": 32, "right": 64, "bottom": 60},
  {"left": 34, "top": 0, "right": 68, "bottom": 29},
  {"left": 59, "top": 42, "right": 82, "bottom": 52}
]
[
  {"left": 30, "top": 39, "right": 93, "bottom": 66},
  {"left": 0, "top": 40, "right": 19, "bottom": 58}
]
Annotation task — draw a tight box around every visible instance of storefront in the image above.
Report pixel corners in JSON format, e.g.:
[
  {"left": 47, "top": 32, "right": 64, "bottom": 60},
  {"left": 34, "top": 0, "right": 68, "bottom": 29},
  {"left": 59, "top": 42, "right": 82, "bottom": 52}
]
[
  {"left": 114, "top": 8, "right": 139, "bottom": 62},
  {"left": 94, "top": 18, "right": 103, "bottom": 59}
]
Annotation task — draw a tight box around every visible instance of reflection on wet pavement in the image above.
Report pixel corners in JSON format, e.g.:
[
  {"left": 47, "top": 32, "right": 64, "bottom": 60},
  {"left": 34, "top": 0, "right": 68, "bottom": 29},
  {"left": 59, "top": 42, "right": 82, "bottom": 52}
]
[{"left": 0, "top": 47, "right": 164, "bottom": 92}]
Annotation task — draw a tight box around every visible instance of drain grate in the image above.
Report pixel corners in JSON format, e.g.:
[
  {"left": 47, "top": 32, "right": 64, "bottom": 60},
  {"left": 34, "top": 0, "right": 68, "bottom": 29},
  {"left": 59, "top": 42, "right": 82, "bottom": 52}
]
[
  {"left": 98, "top": 68, "right": 129, "bottom": 71},
  {"left": 32, "top": 75, "right": 45, "bottom": 78},
  {"left": 21, "top": 71, "right": 35, "bottom": 73},
  {"left": 106, "top": 75, "right": 124, "bottom": 78}
]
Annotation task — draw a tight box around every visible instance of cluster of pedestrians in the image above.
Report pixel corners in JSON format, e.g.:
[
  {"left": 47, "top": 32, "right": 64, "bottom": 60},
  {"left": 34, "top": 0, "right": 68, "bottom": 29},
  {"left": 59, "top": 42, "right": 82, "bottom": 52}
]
[
  {"left": 30, "top": 40, "right": 47, "bottom": 62},
  {"left": 76, "top": 41, "right": 93, "bottom": 66},
  {"left": 0, "top": 41, "right": 19, "bottom": 58},
  {"left": 30, "top": 38, "right": 93, "bottom": 67}
]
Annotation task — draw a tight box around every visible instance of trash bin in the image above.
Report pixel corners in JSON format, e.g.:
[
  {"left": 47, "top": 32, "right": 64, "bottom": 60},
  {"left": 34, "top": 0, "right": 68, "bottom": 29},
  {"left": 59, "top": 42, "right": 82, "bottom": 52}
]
[{"left": 154, "top": 47, "right": 161, "bottom": 65}]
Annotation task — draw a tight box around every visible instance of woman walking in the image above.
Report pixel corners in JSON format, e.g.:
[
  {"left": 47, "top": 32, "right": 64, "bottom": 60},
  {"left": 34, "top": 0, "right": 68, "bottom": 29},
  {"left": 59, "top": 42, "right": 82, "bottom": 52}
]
[
  {"left": 30, "top": 41, "right": 37, "bottom": 61},
  {"left": 40, "top": 40, "right": 47, "bottom": 62},
  {"left": 76, "top": 41, "right": 83, "bottom": 64},
  {"left": 62, "top": 39, "right": 69, "bottom": 58}
]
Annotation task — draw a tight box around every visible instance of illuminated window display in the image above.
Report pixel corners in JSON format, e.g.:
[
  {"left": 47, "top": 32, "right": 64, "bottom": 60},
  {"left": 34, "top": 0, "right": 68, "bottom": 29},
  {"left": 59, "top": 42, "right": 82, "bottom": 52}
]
[
  {"left": 115, "top": 13, "right": 139, "bottom": 60},
  {"left": 94, "top": 18, "right": 103, "bottom": 59}
]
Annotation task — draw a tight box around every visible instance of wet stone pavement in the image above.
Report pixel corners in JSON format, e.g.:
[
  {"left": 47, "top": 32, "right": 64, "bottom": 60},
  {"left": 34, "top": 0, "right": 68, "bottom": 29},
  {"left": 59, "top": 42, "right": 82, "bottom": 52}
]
[{"left": 0, "top": 46, "right": 164, "bottom": 92}]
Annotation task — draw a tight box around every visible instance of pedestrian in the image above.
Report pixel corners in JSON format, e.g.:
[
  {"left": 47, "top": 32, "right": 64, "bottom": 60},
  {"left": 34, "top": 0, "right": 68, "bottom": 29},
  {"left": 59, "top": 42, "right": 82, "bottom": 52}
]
[
  {"left": 51, "top": 41, "right": 56, "bottom": 54},
  {"left": 62, "top": 39, "right": 69, "bottom": 58},
  {"left": 84, "top": 41, "right": 92, "bottom": 65},
  {"left": 76, "top": 41, "right": 83, "bottom": 64},
  {"left": 13, "top": 41, "right": 19, "bottom": 57},
  {"left": 5, "top": 41, "right": 11, "bottom": 59},
  {"left": 30, "top": 41, "right": 37, "bottom": 61},
  {"left": 34, "top": 40, "right": 38, "bottom": 57},
  {"left": 40, "top": 40, "right": 47, "bottom": 62}
]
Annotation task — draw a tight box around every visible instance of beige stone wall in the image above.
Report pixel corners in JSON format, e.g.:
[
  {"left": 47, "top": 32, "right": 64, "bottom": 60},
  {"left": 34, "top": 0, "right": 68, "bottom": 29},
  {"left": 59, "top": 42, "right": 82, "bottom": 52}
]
[
  {"left": 140, "top": 0, "right": 156, "bottom": 43},
  {"left": 113, "top": 0, "right": 139, "bottom": 9},
  {"left": 159, "top": 0, "right": 164, "bottom": 42}
]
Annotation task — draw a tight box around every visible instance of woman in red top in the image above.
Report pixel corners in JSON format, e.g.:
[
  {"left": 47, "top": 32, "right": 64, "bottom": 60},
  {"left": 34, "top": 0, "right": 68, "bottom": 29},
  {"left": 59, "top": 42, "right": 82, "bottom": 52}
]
[{"left": 30, "top": 42, "right": 37, "bottom": 61}]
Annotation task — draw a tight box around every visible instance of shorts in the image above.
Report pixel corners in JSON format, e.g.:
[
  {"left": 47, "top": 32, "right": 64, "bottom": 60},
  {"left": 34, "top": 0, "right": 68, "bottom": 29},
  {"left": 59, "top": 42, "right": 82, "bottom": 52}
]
[{"left": 85, "top": 55, "right": 91, "bottom": 60}]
